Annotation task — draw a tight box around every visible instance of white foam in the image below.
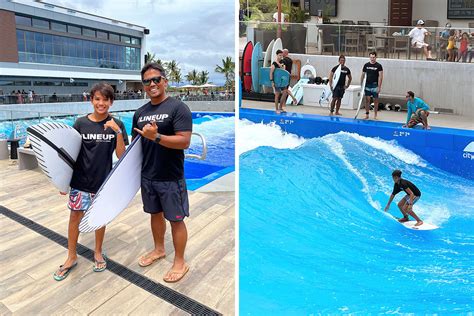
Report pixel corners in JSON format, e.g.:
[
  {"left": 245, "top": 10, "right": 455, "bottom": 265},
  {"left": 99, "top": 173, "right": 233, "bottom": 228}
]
[
  {"left": 322, "top": 136, "right": 381, "bottom": 210},
  {"left": 341, "top": 132, "right": 427, "bottom": 167},
  {"left": 238, "top": 119, "right": 306, "bottom": 155}
]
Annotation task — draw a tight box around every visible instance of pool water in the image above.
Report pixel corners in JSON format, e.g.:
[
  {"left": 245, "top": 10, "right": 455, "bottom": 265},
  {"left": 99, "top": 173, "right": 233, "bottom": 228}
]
[
  {"left": 239, "top": 120, "right": 474, "bottom": 314},
  {"left": 0, "top": 112, "right": 234, "bottom": 190}
]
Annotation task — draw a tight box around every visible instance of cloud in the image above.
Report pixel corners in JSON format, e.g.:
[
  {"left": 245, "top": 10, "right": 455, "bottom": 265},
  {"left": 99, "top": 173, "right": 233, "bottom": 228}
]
[{"left": 50, "top": 0, "right": 235, "bottom": 84}]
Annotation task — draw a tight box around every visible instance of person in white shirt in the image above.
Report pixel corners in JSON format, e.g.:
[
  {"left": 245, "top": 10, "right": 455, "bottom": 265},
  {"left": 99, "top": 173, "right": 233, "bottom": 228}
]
[
  {"left": 273, "top": 11, "right": 285, "bottom": 22},
  {"left": 408, "top": 20, "right": 434, "bottom": 60}
]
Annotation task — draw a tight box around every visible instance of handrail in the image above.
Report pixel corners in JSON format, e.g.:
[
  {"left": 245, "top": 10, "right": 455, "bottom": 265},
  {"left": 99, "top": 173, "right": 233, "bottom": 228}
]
[{"left": 185, "top": 132, "right": 207, "bottom": 160}]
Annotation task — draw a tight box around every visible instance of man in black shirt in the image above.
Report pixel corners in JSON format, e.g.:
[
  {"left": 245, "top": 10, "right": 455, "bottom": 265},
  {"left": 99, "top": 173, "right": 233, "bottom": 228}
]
[
  {"left": 54, "top": 83, "right": 128, "bottom": 281},
  {"left": 133, "top": 63, "right": 192, "bottom": 283},
  {"left": 384, "top": 170, "right": 423, "bottom": 226},
  {"left": 329, "top": 55, "right": 352, "bottom": 116},
  {"left": 360, "top": 52, "right": 384, "bottom": 120}
]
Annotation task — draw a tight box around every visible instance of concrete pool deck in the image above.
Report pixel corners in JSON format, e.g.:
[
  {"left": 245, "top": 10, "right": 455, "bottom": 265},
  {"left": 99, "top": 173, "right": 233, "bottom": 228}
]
[
  {"left": 242, "top": 100, "right": 474, "bottom": 130},
  {"left": 0, "top": 159, "right": 234, "bottom": 315}
]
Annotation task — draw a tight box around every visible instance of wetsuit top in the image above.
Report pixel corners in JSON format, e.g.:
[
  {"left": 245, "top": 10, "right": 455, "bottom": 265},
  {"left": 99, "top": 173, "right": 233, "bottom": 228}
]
[
  {"left": 70, "top": 115, "right": 128, "bottom": 194},
  {"left": 362, "top": 62, "right": 383, "bottom": 85},
  {"left": 132, "top": 97, "right": 192, "bottom": 181},
  {"left": 392, "top": 179, "right": 421, "bottom": 197},
  {"left": 406, "top": 97, "right": 430, "bottom": 124},
  {"left": 331, "top": 65, "right": 351, "bottom": 87}
]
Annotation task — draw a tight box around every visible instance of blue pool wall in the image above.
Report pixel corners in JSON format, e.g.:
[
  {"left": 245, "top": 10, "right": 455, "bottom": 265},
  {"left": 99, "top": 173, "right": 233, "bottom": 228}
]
[{"left": 240, "top": 108, "right": 474, "bottom": 180}]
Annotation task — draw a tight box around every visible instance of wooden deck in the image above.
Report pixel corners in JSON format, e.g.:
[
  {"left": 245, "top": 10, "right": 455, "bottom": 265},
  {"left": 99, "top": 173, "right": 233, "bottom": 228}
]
[{"left": 0, "top": 159, "right": 235, "bottom": 315}]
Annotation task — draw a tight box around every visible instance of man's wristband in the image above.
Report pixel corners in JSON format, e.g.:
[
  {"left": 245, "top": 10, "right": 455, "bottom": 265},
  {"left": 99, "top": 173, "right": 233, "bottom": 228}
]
[
  {"left": 115, "top": 129, "right": 122, "bottom": 135},
  {"left": 154, "top": 133, "right": 162, "bottom": 144}
]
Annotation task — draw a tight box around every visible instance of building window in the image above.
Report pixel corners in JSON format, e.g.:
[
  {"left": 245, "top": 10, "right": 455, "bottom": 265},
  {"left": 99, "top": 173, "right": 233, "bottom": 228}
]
[
  {"left": 51, "top": 22, "right": 67, "bottom": 33},
  {"left": 17, "top": 30, "right": 141, "bottom": 70},
  {"left": 83, "top": 28, "right": 96, "bottom": 38},
  {"left": 109, "top": 33, "right": 120, "bottom": 42},
  {"left": 32, "top": 18, "right": 50, "bottom": 30},
  {"left": 67, "top": 25, "right": 81, "bottom": 35},
  {"left": 131, "top": 37, "right": 140, "bottom": 45},
  {"left": 15, "top": 15, "right": 31, "bottom": 27},
  {"left": 97, "top": 31, "right": 108, "bottom": 39},
  {"left": 121, "top": 35, "right": 131, "bottom": 44}
]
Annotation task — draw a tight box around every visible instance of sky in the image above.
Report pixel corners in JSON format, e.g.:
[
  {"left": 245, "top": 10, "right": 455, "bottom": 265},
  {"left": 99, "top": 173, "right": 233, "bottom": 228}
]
[{"left": 50, "top": 0, "right": 235, "bottom": 85}]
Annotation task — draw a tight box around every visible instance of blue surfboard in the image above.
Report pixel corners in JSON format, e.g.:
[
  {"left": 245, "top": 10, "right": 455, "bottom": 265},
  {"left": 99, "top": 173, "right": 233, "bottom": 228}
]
[
  {"left": 251, "top": 42, "right": 263, "bottom": 93},
  {"left": 259, "top": 68, "right": 290, "bottom": 88}
]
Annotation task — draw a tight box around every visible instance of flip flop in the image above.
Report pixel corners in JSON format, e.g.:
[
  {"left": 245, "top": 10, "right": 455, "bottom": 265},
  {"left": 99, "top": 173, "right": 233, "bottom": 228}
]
[
  {"left": 138, "top": 253, "right": 166, "bottom": 267},
  {"left": 53, "top": 262, "right": 77, "bottom": 281},
  {"left": 163, "top": 265, "right": 190, "bottom": 283},
  {"left": 93, "top": 254, "right": 107, "bottom": 272}
]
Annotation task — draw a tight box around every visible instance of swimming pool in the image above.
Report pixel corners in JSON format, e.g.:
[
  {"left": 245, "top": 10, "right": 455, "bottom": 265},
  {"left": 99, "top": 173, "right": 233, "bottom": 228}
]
[
  {"left": 239, "top": 114, "right": 474, "bottom": 314},
  {"left": 0, "top": 111, "right": 234, "bottom": 191}
]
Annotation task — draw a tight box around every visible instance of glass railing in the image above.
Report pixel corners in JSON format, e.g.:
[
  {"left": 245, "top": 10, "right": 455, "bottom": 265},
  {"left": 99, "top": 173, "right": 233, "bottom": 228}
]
[
  {"left": 240, "top": 21, "right": 474, "bottom": 62},
  {"left": 0, "top": 110, "right": 79, "bottom": 141}
]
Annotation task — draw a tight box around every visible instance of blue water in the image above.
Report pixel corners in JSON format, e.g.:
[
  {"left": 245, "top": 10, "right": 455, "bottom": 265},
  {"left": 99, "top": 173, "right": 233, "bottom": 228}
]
[
  {"left": 240, "top": 123, "right": 474, "bottom": 314},
  {"left": 0, "top": 112, "right": 234, "bottom": 189}
]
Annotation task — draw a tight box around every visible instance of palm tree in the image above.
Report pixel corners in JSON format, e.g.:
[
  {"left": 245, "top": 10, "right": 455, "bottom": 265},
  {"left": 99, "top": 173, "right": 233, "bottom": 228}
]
[
  {"left": 174, "top": 70, "right": 183, "bottom": 86},
  {"left": 166, "top": 60, "right": 181, "bottom": 86},
  {"left": 145, "top": 52, "right": 156, "bottom": 64},
  {"left": 215, "top": 56, "right": 235, "bottom": 89},
  {"left": 186, "top": 69, "right": 199, "bottom": 85},
  {"left": 197, "top": 70, "right": 210, "bottom": 85}
]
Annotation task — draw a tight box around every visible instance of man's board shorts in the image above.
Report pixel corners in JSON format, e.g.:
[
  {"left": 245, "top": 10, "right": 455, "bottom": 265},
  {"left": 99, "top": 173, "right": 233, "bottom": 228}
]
[
  {"left": 332, "top": 85, "right": 345, "bottom": 98},
  {"left": 407, "top": 109, "right": 429, "bottom": 128},
  {"left": 364, "top": 83, "right": 379, "bottom": 98},
  {"left": 402, "top": 195, "right": 420, "bottom": 206},
  {"left": 141, "top": 178, "right": 189, "bottom": 222},
  {"left": 68, "top": 188, "right": 95, "bottom": 211}
]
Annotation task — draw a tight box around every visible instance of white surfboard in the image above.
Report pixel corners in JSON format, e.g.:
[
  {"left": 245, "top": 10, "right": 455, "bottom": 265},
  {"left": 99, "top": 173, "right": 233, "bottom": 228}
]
[
  {"left": 319, "top": 64, "right": 342, "bottom": 105},
  {"left": 401, "top": 220, "right": 439, "bottom": 230},
  {"left": 331, "top": 64, "right": 342, "bottom": 90},
  {"left": 286, "top": 78, "right": 309, "bottom": 105},
  {"left": 262, "top": 39, "right": 275, "bottom": 93},
  {"left": 79, "top": 136, "right": 143, "bottom": 233},
  {"left": 271, "top": 38, "right": 283, "bottom": 65},
  {"left": 27, "top": 122, "right": 82, "bottom": 193},
  {"left": 354, "top": 76, "right": 367, "bottom": 119}
]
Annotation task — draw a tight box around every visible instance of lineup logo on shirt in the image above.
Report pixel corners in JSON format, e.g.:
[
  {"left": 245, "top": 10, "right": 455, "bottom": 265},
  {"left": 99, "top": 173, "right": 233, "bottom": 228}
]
[
  {"left": 138, "top": 114, "right": 169, "bottom": 123},
  {"left": 366, "top": 66, "right": 379, "bottom": 71},
  {"left": 82, "top": 134, "right": 115, "bottom": 142}
]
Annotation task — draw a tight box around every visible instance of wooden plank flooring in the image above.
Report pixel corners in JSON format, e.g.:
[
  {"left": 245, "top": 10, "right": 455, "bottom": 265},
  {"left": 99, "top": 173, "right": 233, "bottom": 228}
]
[{"left": 0, "top": 159, "right": 235, "bottom": 315}]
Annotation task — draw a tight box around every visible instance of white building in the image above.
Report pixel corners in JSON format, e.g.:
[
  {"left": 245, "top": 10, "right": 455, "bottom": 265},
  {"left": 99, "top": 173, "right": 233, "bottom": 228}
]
[{"left": 0, "top": 0, "right": 149, "bottom": 100}]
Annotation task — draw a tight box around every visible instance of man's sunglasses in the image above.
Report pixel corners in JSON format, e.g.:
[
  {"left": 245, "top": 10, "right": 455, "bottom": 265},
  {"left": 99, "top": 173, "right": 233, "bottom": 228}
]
[{"left": 142, "top": 76, "right": 165, "bottom": 86}]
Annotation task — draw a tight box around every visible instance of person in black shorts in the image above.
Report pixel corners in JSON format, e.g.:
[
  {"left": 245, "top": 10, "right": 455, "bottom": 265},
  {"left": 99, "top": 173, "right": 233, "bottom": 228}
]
[
  {"left": 133, "top": 63, "right": 193, "bottom": 283},
  {"left": 270, "top": 49, "right": 287, "bottom": 114},
  {"left": 281, "top": 49, "right": 298, "bottom": 105},
  {"left": 384, "top": 170, "right": 424, "bottom": 226},
  {"left": 360, "top": 52, "right": 384, "bottom": 120},
  {"left": 329, "top": 55, "right": 352, "bottom": 116},
  {"left": 54, "top": 83, "right": 128, "bottom": 281}
]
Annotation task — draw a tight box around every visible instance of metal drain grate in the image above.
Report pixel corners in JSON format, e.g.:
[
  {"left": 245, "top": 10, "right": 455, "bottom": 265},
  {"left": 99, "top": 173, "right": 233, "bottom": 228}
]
[{"left": 0, "top": 205, "right": 222, "bottom": 315}]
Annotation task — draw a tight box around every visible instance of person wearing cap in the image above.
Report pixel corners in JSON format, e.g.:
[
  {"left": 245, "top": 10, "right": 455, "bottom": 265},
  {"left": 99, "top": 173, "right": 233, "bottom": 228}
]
[{"left": 408, "top": 20, "right": 434, "bottom": 60}]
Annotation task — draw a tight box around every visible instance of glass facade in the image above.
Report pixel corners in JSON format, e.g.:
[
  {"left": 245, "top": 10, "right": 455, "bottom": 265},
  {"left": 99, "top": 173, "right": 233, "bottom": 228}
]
[{"left": 17, "top": 30, "right": 141, "bottom": 70}]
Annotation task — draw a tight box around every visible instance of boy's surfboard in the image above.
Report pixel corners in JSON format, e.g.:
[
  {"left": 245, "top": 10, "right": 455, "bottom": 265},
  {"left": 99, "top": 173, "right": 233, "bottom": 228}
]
[
  {"left": 26, "top": 122, "right": 82, "bottom": 193},
  {"left": 259, "top": 68, "right": 290, "bottom": 88},
  {"left": 400, "top": 220, "right": 439, "bottom": 230},
  {"left": 79, "top": 136, "right": 143, "bottom": 233}
]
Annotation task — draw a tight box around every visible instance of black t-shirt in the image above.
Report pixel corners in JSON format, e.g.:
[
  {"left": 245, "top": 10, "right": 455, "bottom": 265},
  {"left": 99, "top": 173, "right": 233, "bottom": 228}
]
[
  {"left": 331, "top": 65, "right": 351, "bottom": 87},
  {"left": 132, "top": 97, "right": 193, "bottom": 181},
  {"left": 362, "top": 62, "right": 383, "bottom": 85},
  {"left": 70, "top": 115, "right": 129, "bottom": 193},
  {"left": 281, "top": 56, "right": 293, "bottom": 73},
  {"left": 272, "top": 61, "right": 282, "bottom": 69},
  {"left": 392, "top": 179, "right": 421, "bottom": 197}
]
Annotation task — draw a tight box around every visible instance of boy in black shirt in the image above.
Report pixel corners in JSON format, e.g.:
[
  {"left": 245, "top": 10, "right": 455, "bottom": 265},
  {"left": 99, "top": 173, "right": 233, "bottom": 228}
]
[
  {"left": 53, "top": 83, "right": 128, "bottom": 281},
  {"left": 133, "top": 63, "right": 192, "bottom": 283},
  {"left": 329, "top": 55, "right": 352, "bottom": 116},
  {"left": 361, "top": 52, "right": 384, "bottom": 120},
  {"left": 384, "top": 170, "right": 423, "bottom": 226}
]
